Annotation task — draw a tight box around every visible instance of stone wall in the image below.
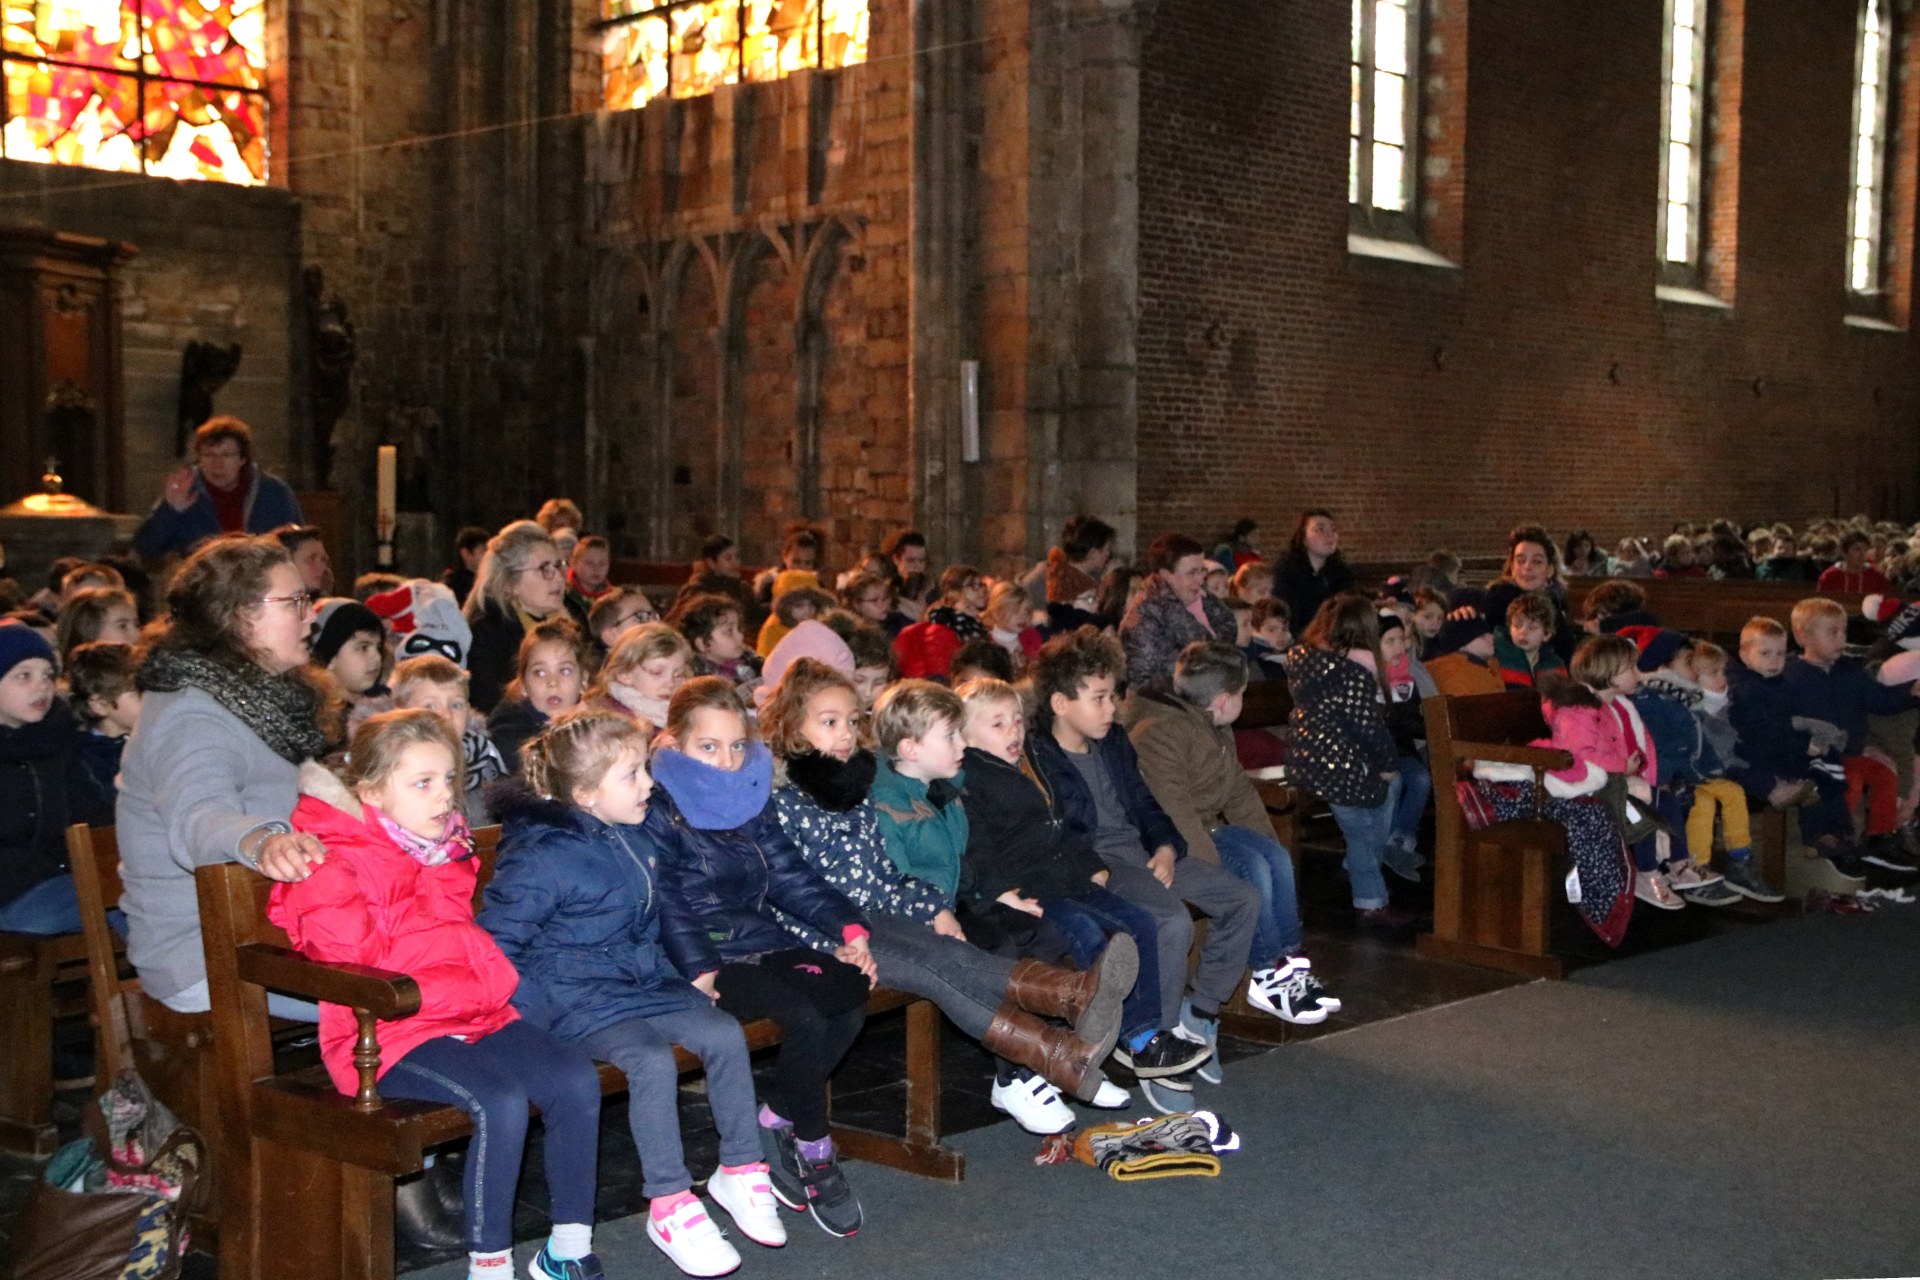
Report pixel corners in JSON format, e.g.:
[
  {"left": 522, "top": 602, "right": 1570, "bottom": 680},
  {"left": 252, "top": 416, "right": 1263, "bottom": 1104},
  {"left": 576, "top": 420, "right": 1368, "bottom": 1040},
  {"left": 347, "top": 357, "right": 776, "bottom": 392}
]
[{"left": 0, "top": 163, "right": 301, "bottom": 521}]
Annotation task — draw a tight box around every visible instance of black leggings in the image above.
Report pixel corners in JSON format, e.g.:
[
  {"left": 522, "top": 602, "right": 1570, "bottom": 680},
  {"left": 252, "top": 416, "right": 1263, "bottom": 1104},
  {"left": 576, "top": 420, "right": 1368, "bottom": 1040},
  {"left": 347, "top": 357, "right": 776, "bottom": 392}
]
[{"left": 715, "top": 949, "right": 868, "bottom": 1141}]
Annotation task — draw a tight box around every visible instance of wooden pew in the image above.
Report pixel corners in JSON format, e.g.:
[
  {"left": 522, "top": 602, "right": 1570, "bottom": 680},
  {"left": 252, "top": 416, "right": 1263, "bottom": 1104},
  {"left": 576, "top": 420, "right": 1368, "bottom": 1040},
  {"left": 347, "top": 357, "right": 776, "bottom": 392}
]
[
  {"left": 1563, "top": 576, "right": 1870, "bottom": 644},
  {"left": 1231, "top": 678, "right": 1300, "bottom": 853},
  {"left": 0, "top": 928, "right": 88, "bottom": 1154},
  {"left": 66, "top": 824, "right": 225, "bottom": 1246},
  {"left": 1417, "top": 691, "right": 1574, "bottom": 980},
  {"left": 197, "top": 826, "right": 962, "bottom": 1280}
]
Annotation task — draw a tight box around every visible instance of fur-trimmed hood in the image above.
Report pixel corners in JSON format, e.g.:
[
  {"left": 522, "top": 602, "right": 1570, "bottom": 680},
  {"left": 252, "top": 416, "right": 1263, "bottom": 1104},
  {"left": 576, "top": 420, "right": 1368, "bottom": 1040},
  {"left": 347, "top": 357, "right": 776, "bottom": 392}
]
[{"left": 298, "top": 759, "right": 362, "bottom": 817}]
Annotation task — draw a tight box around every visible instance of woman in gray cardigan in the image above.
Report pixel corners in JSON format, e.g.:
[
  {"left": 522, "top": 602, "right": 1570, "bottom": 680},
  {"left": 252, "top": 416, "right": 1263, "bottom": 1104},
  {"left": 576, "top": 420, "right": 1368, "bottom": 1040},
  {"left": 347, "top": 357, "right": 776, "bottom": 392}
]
[{"left": 116, "top": 534, "right": 332, "bottom": 1015}]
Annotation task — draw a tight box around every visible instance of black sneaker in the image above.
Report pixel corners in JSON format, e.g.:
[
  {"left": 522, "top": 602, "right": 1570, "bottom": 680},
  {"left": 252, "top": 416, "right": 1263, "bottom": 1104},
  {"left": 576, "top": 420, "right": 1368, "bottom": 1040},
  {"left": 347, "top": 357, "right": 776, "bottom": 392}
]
[
  {"left": 797, "top": 1150, "right": 863, "bottom": 1238},
  {"left": 1860, "top": 838, "right": 1920, "bottom": 873},
  {"left": 760, "top": 1124, "right": 807, "bottom": 1212},
  {"left": 1111, "top": 1029, "right": 1211, "bottom": 1079}
]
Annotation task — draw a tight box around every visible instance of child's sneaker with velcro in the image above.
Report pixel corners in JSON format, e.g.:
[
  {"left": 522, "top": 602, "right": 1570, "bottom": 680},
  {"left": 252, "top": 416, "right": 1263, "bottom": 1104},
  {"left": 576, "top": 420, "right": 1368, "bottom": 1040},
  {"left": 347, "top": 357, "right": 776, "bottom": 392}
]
[
  {"left": 707, "top": 1164, "right": 787, "bottom": 1248},
  {"left": 645, "top": 1196, "right": 741, "bottom": 1278},
  {"left": 991, "top": 1071, "right": 1076, "bottom": 1134}
]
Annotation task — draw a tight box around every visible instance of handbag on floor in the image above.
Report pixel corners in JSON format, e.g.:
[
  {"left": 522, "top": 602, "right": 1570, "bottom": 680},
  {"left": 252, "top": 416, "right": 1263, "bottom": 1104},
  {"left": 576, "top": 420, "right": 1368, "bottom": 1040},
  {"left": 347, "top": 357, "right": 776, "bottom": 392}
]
[{"left": 7, "top": 1069, "right": 206, "bottom": 1280}]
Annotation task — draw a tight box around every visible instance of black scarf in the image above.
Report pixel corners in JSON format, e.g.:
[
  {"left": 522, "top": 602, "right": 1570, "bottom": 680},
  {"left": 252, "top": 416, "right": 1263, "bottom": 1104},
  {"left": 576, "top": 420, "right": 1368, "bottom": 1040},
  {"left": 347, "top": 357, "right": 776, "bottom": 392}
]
[
  {"left": 784, "top": 748, "right": 879, "bottom": 812},
  {"left": 139, "top": 647, "right": 328, "bottom": 764}
]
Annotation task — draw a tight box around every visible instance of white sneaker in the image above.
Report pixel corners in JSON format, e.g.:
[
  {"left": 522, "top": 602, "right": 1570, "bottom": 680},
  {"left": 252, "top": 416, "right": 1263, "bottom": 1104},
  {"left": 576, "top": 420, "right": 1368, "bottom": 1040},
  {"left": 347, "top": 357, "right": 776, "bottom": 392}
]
[
  {"left": 707, "top": 1164, "right": 787, "bottom": 1249},
  {"left": 646, "top": 1196, "right": 742, "bottom": 1277},
  {"left": 1088, "top": 1077, "right": 1131, "bottom": 1108},
  {"left": 1245, "top": 967, "right": 1328, "bottom": 1024},
  {"left": 990, "top": 1073, "right": 1075, "bottom": 1134}
]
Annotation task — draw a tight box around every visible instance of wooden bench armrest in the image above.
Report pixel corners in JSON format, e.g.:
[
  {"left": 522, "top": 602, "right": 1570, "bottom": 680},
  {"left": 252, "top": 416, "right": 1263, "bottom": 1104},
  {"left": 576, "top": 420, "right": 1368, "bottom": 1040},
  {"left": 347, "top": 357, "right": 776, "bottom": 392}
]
[
  {"left": 1452, "top": 741, "right": 1574, "bottom": 771},
  {"left": 236, "top": 944, "right": 422, "bottom": 1020},
  {"left": 237, "top": 944, "right": 423, "bottom": 1111}
]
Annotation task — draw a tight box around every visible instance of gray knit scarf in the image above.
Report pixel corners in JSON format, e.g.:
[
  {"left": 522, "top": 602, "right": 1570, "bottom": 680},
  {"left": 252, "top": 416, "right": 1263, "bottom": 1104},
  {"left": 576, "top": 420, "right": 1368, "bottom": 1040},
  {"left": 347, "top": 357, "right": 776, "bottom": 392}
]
[{"left": 138, "top": 647, "right": 328, "bottom": 764}]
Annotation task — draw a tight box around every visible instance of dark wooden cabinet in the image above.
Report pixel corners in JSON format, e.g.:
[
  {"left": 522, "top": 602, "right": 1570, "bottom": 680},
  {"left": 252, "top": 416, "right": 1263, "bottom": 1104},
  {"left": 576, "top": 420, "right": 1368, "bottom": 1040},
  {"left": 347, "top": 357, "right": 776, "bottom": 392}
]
[{"left": 0, "top": 226, "right": 136, "bottom": 510}]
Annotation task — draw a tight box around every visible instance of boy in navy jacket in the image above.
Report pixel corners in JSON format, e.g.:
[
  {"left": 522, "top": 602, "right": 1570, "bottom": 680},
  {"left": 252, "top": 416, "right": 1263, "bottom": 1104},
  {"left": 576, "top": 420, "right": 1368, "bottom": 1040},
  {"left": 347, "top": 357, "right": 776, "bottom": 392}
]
[
  {"left": 1784, "top": 599, "right": 1920, "bottom": 872},
  {"left": 1026, "top": 627, "right": 1257, "bottom": 1110}
]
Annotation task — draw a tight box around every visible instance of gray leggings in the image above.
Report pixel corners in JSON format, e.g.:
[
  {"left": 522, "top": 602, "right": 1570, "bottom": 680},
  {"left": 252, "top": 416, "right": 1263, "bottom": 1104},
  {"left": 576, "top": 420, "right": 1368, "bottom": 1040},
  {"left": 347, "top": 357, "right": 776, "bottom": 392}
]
[
  {"left": 575, "top": 1004, "right": 764, "bottom": 1199},
  {"left": 867, "top": 912, "right": 1015, "bottom": 1040}
]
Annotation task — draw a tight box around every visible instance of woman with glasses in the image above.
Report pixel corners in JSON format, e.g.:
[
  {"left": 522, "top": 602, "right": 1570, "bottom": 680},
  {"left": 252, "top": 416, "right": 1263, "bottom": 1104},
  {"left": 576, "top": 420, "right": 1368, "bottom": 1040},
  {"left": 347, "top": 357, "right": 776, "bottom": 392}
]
[
  {"left": 133, "top": 419, "right": 306, "bottom": 561},
  {"left": 1117, "top": 533, "right": 1239, "bottom": 698},
  {"left": 117, "top": 533, "right": 332, "bottom": 1011},
  {"left": 463, "top": 521, "right": 590, "bottom": 714}
]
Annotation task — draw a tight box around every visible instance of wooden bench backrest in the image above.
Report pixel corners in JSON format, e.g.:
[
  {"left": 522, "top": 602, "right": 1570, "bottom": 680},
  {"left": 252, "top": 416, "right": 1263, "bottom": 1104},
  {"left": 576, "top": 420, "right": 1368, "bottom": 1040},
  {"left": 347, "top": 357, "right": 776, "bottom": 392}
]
[
  {"left": 65, "top": 824, "right": 133, "bottom": 1079},
  {"left": 1233, "top": 679, "right": 1294, "bottom": 731},
  {"left": 1423, "top": 691, "right": 1551, "bottom": 836},
  {"left": 1564, "top": 576, "right": 1870, "bottom": 643}
]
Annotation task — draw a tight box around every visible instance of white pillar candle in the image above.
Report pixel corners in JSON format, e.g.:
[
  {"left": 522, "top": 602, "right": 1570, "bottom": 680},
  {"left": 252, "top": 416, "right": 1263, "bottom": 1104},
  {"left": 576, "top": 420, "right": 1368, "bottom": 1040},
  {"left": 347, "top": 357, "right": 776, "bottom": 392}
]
[{"left": 376, "top": 445, "right": 397, "bottom": 567}]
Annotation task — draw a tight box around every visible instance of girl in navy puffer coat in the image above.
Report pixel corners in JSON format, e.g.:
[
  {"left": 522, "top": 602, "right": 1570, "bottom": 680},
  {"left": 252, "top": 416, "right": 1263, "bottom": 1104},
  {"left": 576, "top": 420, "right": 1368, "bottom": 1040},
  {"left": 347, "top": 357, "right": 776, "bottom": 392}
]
[
  {"left": 478, "top": 709, "right": 789, "bottom": 1272},
  {"left": 648, "top": 677, "right": 875, "bottom": 1238}
]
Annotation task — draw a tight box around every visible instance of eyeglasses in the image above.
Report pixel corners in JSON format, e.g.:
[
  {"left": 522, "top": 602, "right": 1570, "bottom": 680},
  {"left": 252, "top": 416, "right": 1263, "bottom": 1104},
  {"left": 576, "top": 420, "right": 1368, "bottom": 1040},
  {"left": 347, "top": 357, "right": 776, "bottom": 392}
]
[
  {"left": 259, "top": 593, "right": 314, "bottom": 615},
  {"left": 518, "top": 560, "right": 564, "bottom": 580},
  {"left": 612, "top": 608, "right": 657, "bottom": 629}
]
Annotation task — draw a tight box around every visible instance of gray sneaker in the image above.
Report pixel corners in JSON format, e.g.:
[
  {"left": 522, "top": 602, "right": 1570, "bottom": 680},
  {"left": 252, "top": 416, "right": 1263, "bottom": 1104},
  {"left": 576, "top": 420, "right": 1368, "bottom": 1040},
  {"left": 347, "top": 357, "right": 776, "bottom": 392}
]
[
  {"left": 1679, "top": 879, "right": 1744, "bottom": 907},
  {"left": 1719, "top": 858, "right": 1786, "bottom": 904}
]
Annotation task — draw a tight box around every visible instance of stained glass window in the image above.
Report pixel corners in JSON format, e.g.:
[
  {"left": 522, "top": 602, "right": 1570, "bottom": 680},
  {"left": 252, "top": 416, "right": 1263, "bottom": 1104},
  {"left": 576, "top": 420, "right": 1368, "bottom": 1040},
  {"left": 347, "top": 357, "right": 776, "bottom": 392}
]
[
  {"left": 1658, "top": 0, "right": 1709, "bottom": 272},
  {"left": 1848, "top": 0, "right": 1893, "bottom": 297},
  {"left": 1349, "top": 0, "right": 1419, "bottom": 237},
  {"left": 601, "top": 0, "right": 868, "bottom": 113},
  {"left": 2, "top": 0, "right": 267, "bottom": 184}
]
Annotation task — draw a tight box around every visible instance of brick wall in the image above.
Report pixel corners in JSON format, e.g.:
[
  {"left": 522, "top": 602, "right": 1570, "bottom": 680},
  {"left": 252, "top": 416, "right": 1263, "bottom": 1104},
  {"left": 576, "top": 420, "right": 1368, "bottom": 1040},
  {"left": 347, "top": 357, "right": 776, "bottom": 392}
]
[{"left": 1136, "top": 0, "right": 1920, "bottom": 565}]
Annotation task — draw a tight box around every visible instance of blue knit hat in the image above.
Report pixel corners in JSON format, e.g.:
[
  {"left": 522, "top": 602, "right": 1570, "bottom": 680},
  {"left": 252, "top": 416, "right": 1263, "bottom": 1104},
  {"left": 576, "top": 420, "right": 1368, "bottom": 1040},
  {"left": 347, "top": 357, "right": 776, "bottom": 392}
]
[{"left": 0, "top": 619, "right": 55, "bottom": 680}]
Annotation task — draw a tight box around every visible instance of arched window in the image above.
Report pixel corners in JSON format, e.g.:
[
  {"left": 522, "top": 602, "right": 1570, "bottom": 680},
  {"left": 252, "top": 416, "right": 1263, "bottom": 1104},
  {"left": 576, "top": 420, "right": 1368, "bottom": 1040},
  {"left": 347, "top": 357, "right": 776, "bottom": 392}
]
[
  {"left": 1, "top": 1, "right": 267, "bottom": 184},
  {"left": 602, "top": 0, "right": 869, "bottom": 113},
  {"left": 1848, "top": 0, "right": 1894, "bottom": 302}
]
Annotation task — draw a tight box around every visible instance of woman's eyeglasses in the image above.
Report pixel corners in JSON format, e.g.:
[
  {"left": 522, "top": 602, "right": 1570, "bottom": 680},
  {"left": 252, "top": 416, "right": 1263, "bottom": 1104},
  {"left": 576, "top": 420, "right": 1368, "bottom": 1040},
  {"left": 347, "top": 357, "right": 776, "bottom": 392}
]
[
  {"left": 259, "top": 593, "right": 314, "bottom": 615},
  {"left": 519, "top": 560, "right": 564, "bottom": 580}
]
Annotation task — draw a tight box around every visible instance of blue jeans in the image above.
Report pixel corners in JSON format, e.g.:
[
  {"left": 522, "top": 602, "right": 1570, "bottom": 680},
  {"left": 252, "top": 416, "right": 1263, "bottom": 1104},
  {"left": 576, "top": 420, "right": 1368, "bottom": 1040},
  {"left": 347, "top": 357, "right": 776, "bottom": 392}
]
[
  {"left": 576, "top": 1006, "right": 762, "bottom": 1200},
  {"left": 0, "top": 874, "right": 82, "bottom": 935},
  {"left": 380, "top": 1019, "right": 601, "bottom": 1252},
  {"left": 1211, "top": 825, "right": 1303, "bottom": 965},
  {"left": 1328, "top": 799, "right": 1394, "bottom": 910},
  {"left": 1385, "top": 754, "right": 1432, "bottom": 850},
  {"left": 1041, "top": 886, "right": 1163, "bottom": 1039}
]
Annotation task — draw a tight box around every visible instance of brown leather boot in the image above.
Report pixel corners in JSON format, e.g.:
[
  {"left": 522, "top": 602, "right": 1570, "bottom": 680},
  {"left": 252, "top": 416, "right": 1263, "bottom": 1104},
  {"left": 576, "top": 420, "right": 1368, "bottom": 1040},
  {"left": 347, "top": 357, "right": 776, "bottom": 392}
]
[
  {"left": 982, "top": 1001, "right": 1106, "bottom": 1103},
  {"left": 1006, "top": 935, "right": 1138, "bottom": 1048}
]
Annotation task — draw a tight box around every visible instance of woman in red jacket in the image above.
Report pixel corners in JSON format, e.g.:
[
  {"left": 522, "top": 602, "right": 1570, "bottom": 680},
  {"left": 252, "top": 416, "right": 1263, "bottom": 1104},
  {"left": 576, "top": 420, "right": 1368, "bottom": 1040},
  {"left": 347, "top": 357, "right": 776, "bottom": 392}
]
[{"left": 270, "top": 709, "right": 604, "bottom": 1280}]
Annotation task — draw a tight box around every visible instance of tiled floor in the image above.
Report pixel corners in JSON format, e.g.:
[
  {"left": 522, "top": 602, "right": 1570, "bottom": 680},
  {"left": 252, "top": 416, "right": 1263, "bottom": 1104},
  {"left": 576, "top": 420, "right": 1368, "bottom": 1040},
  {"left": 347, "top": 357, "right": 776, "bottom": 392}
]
[{"left": 0, "top": 836, "right": 1802, "bottom": 1277}]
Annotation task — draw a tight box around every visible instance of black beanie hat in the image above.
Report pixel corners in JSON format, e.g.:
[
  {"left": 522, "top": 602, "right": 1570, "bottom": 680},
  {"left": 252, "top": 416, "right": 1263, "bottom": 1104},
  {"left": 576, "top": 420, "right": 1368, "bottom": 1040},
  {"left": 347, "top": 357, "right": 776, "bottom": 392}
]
[{"left": 310, "top": 598, "right": 385, "bottom": 665}]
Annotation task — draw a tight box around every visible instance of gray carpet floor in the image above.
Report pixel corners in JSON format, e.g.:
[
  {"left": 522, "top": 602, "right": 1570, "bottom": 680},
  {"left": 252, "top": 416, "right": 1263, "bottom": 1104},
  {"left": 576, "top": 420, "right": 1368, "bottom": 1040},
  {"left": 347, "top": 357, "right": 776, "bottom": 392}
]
[{"left": 411, "top": 907, "right": 1920, "bottom": 1280}]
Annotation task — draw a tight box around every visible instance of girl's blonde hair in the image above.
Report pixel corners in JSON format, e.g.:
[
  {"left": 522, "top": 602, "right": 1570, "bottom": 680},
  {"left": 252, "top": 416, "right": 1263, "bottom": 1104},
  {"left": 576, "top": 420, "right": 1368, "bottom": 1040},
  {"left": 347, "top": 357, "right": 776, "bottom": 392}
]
[
  {"left": 521, "top": 708, "right": 650, "bottom": 804},
  {"left": 983, "top": 582, "right": 1030, "bottom": 632},
  {"left": 591, "top": 622, "right": 693, "bottom": 699},
  {"left": 464, "top": 520, "right": 560, "bottom": 620},
  {"left": 343, "top": 708, "right": 464, "bottom": 795},
  {"left": 505, "top": 618, "right": 593, "bottom": 703},
  {"left": 665, "top": 675, "right": 752, "bottom": 744},
  {"left": 759, "top": 658, "right": 863, "bottom": 759},
  {"left": 1569, "top": 634, "right": 1636, "bottom": 692}
]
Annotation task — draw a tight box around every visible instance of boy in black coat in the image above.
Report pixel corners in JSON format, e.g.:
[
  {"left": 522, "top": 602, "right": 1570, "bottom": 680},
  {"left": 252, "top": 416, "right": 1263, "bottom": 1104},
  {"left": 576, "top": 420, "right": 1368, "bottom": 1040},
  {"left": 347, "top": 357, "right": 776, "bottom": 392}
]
[{"left": 0, "top": 621, "right": 113, "bottom": 933}]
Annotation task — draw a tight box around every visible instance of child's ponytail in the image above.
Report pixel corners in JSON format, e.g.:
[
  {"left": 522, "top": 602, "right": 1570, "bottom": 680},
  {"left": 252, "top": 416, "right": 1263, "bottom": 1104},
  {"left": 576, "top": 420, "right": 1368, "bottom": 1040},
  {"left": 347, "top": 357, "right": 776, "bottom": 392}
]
[{"left": 520, "top": 708, "right": 651, "bottom": 806}]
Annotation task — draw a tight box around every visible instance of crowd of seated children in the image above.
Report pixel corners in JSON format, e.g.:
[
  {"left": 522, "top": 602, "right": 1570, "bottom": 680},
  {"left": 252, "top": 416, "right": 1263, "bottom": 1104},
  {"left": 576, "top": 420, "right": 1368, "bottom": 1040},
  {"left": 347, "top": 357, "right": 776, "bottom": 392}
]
[
  {"left": 42, "top": 487, "right": 1920, "bottom": 1280},
  {"left": 765, "top": 663, "right": 1134, "bottom": 1136}
]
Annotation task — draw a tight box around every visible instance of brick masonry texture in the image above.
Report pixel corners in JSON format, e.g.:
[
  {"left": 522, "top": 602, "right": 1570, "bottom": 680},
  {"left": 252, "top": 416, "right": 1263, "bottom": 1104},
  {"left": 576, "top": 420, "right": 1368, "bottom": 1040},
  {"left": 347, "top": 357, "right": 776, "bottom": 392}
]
[{"left": 1137, "top": 0, "right": 1920, "bottom": 563}]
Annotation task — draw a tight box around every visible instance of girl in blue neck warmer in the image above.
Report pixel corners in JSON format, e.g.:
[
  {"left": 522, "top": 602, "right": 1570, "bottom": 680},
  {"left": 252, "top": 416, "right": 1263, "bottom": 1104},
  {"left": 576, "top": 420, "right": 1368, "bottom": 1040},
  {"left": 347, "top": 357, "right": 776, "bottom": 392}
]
[{"left": 648, "top": 676, "right": 873, "bottom": 1240}]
